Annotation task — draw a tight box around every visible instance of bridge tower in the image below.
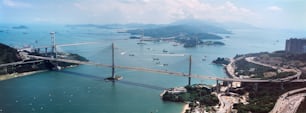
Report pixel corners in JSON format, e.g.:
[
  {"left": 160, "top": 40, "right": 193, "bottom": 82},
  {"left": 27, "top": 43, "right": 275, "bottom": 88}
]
[
  {"left": 50, "top": 32, "right": 57, "bottom": 58},
  {"left": 188, "top": 55, "right": 192, "bottom": 86},
  {"left": 111, "top": 43, "right": 115, "bottom": 79},
  {"left": 105, "top": 43, "right": 122, "bottom": 81}
]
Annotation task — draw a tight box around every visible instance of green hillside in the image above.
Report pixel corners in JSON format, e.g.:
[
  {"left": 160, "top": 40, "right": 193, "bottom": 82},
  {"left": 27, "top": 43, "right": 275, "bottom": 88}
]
[{"left": 0, "top": 43, "right": 21, "bottom": 64}]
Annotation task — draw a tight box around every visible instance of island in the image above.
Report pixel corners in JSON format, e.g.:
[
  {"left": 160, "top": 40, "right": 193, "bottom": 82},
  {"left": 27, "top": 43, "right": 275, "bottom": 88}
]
[
  {"left": 212, "top": 57, "right": 230, "bottom": 65},
  {"left": 126, "top": 24, "right": 229, "bottom": 48},
  {"left": 12, "top": 25, "right": 28, "bottom": 29}
]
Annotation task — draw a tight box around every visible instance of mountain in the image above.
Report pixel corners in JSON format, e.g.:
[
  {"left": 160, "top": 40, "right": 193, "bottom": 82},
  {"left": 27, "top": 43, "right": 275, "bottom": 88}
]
[
  {"left": 126, "top": 21, "right": 230, "bottom": 40},
  {"left": 66, "top": 23, "right": 162, "bottom": 29},
  {"left": 172, "top": 19, "right": 258, "bottom": 30}
]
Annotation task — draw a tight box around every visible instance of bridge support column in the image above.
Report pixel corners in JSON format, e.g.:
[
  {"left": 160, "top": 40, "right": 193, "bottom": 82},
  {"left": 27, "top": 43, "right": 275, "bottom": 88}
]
[
  {"left": 227, "top": 81, "right": 232, "bottom": 94},
  {"left": 50, "top": 32, "right": 57, "bottom": 58},
  {"left": 45, "top": 48, "right": 48, "bottom": 55},
  {"left": 111, "top": 43, "right": 115, "bottom": 79},
  {"left": 188, "top": 55, "right": 192, "bottom": 86},
  {"left": 280, "top": 82, "right": 284, "bottom": 90},
  {"left": 216, "top": 80, "right": 220, "bottom": 93},
  {"left": 4, "top": 66, "right": 7, "bottom": 73},
  {"left": 254, "top": 83, "right": 258, "bottom": 92}
]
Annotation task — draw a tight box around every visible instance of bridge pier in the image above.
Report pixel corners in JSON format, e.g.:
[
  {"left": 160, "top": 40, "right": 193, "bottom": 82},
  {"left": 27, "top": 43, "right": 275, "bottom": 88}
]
[
  {"left": 254, "top": 83, "right": 258, "bottom": 92},
  {"left": 280, "top": 82, "right": 284, "bottom": 90},
  {"left": 216, "top": 80, "right": 220, "bottom": 93},
  {"left": 105, "top": 43, "right": 122, "bottom": 81},
  {"left": 45, "top": 48, "right": 48, "bottom": 56},
  {"left": 50, "top": 32, "right": 57, "bottom": 58},
  {"left": 188, "top": 55, "right": 192, "bottom": 86},
  {"left": 111, "top": 43, "right": 115, "bottom": 79},
  {"left": 226, "top": 81, "right": 232, "bottom": 94}
]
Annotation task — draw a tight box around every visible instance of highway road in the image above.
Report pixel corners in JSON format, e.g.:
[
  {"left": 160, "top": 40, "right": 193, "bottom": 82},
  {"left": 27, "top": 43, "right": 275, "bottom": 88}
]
[{"left": 270, "top": 87, "right": 306, "bottom": 113}]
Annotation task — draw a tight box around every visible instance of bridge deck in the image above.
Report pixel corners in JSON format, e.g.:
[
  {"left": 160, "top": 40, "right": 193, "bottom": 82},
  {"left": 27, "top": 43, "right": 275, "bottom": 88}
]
[{"left": 24, "top": 55, "right": 304, "bottom": 83}]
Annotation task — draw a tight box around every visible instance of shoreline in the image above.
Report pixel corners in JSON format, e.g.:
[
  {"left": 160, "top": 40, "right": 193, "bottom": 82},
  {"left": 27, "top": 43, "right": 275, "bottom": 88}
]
[
  {"left": 0, "top": 65, "right": 79, "bottom": 81},
  {"left": 0, "top": 70, "right": 47, "bottom": 81},
  {"left": 181, "top": 103, "right": 189, "bottom": 113}
]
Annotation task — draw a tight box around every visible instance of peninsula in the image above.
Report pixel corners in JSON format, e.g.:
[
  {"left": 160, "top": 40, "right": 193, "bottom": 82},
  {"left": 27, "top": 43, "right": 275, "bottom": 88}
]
[
  {"left": 163, "top": 50, "right": 306, "bottom": 113},
  {"left": 0, "top": 43, "right": 88, "bottom": 81}
]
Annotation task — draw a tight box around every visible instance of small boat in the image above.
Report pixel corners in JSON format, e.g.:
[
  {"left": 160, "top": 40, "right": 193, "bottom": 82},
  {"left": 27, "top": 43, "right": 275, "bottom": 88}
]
[
  {"left": 202, "top": 56, "right": 207, "bottom": 61},
  {"left": 129, "top": 54, "right": 135, "bottom": 56},
  {"left": 162, "top": 49, "right": 168, "bottom": 53},
  {"left": 53, "top": 66, "right": 61, "bottom": 70},
  {"left": 172, "top": 43, "right": 179, "bottom": 46},
  {"left": 120, "top": 52, "right": 126, "bottom": 55},
  {"left": 153, "top": 57, "right": 159, "bottom": 61},
  {"left": 163, "top": 64, "right": 168, "bottom": 66},
  {"left": 104, "top": 75, "right": 123, "bottom": 81}
]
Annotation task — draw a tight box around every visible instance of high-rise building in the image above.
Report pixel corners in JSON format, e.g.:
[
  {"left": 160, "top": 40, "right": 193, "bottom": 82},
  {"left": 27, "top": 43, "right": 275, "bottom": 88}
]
[{"left": 285, "top": 38, "right": 306, "bottom": 54}]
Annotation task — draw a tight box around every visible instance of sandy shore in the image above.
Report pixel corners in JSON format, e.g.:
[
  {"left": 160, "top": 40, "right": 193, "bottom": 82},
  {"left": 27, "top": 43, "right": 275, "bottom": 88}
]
[
  {"left": 181, "top": 103, "right": 189, "bottom": 113},
  {"left": 0, "top": 70, "right": 47, "bottom": 81}
]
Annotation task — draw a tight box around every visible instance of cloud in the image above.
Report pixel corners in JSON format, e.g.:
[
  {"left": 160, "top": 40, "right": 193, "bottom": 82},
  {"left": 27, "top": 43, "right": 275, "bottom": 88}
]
[
  {"left": 2, "top": 0, "right": 31, "bottom": 8},
  {"left": 267, "top": 6, "right": 282, "bottom": 11},
  {"left": 72, "top": 0, "right": 258, "bottom": 24}
]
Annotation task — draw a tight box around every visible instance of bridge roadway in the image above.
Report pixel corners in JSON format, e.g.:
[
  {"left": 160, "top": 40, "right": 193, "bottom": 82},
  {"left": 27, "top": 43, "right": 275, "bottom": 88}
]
[
  {"left": 35, "top": 42, "right": 99, "bottom": 49},
  {"left": 0, "top": 60, "right": 44, "bottom": 67},
  {"left": 25, "top": 55, "right": 306, "bottom": 83}
]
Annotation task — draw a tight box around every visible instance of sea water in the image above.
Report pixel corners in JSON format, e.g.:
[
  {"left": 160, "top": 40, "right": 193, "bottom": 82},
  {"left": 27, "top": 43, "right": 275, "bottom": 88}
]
[{"left": 0, "top": 24, "right": 305, "bottom": 113}]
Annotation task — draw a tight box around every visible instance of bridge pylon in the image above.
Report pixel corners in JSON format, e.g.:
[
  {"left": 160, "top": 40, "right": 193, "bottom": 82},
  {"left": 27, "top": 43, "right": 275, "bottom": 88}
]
[
  {"left": 188, "top": 55, "right": 192, "bottom": 86},
  {"left": 105, "top": 43, "right": 123, "bottom": 81},
  {"left": 50, "top": 32, "right": 57, "bottom": 58},
  {"left": 49, "top": 32, "right": 61, "bottom": 70}
]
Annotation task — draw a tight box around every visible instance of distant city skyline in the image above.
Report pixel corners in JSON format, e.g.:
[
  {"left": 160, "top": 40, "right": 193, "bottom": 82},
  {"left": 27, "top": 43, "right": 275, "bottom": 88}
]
[{"left": 1, "top": 0, "right": 305, "bottom": 30}]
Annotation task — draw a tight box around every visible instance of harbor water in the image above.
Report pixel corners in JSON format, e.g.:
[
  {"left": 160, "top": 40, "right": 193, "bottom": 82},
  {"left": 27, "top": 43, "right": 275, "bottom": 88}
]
[{"left": 0, "top": 24, "right": 305, "bottom": 113}]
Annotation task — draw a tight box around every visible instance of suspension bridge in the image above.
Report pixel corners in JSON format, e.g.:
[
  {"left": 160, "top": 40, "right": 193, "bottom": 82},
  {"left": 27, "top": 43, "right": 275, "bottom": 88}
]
[{"left": 1, "top": 32, "right": 305, "bottom": 90}]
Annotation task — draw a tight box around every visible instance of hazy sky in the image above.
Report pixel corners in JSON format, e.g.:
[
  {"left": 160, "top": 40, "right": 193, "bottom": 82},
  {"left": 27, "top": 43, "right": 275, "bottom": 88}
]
[{"left": 1, "top": 0, "right": 305, "bottom": 29}]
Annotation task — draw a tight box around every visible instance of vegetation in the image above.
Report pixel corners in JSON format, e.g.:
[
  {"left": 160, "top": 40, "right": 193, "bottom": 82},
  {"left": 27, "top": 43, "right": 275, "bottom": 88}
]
[
  {"left": 235, "top": 59, "right": 276, "bottom": 78},
  {"left": 162, "top": 85, "right": 219, "bottom": 106},
  {"left": 202, "top": 41, "right": 225, "bottom": 46},
  {"left": 300, "top": 73, "right": 306, "bottom": 79},
  {"left": 212, "top": 57, "right": 230, "bottom": 65},
  {"left": 233, "top": 82, "right": 306, "bottom": 113},
  {"left": 127, "top": 25, "right": 226, "bottom": 39},
  {"left": 0, "top": 43, "right": 21, "bottom": 64},
  {"left": 268, "top": 71, "right": 296, "bottom": 79}
]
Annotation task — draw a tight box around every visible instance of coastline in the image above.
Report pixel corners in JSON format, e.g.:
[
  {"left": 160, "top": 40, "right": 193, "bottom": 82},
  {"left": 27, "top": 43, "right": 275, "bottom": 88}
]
[
  {"left": 181, "top": 103, "right": 189, "bottom": 113},
  {"left": 0, "top": 65, "right": 79, "bottom": 81},
  {"left": 0, "top": 70, "right": 47, "bottom": 81}
]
